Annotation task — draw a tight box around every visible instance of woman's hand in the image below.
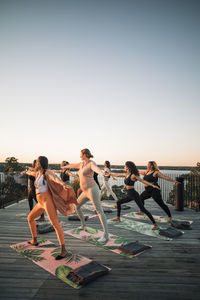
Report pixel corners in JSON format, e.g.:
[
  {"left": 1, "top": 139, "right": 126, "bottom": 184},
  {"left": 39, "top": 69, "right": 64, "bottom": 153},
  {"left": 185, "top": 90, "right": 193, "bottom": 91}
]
[
  {"left": 175, "top": 181, "right": 181, "bottom": 185},
  {"left": 153, "top": 185, "right": 160, "bottom": 190}
]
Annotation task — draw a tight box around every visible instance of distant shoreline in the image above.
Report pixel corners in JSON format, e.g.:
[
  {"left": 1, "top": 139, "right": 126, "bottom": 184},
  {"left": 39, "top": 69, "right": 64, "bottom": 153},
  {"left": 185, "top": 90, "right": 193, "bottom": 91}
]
[
  {"left": 0, "top": 162, "right": 193, "bottom": 172},
  {"left": 97, "top": 165, "right": 192, "bottom": 171}
]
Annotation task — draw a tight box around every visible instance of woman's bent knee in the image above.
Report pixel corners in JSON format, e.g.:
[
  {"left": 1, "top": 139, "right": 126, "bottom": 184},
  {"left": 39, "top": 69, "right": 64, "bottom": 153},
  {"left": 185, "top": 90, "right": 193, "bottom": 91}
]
[{"left": 27, "top": 213, "right": 34, "bottom": 223}]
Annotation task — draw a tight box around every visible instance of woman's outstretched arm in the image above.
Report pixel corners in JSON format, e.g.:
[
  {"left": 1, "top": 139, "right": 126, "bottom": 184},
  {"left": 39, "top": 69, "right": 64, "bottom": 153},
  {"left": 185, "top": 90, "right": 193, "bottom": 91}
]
[
  {"left": 134, "top": 175, "right": 160, "bottom": 189},
  {"left": 90, "top": 161, "right": 105, "bottom": 177},
  {"left": 61, "top": 163, "right": 81, "bottom": 170},
  {"left": 156, "top": 171, "right": 179, "bottom": 184},
  {"left": 21, "top": 170, "right": 37, "bottom": 177},
  {"left": 109, "top": 172, "right": 126, "bottom": 178}
]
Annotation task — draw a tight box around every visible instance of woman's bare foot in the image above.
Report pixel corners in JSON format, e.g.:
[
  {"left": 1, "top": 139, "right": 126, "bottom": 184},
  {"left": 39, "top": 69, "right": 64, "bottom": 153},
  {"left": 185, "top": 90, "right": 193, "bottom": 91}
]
[
  {"left": 78, "top": 225, "right": 87, "bottom": 230},
  {"left": 168, "top": 217, "right": 172, "bottom": 222},
  {"left": 28, "top": 238, "right": 38, "bottom": 246},
  {"left": 56, "top": 244, "right": 67, "bottom": 260},
  {"left": 55, "top": 251, "right": 67, "bottom": 260},
  {"left": 152, "top": 223, "right": 159, "bottom": 231},
  {"left": 98, "top": 236, "right": 109, "bottom": 243},
  {"left": 112, "top": 217, "right": 120, "bottom": 222},
  {"left": 136, "top": 211, "right": 145, "bottom": 215}
]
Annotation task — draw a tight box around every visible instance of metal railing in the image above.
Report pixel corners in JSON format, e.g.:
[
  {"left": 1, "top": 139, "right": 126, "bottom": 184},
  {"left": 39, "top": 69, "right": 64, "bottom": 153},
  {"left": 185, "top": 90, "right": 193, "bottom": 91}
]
[
  {"left": 0, "top": 171, "right": 199, "bottom": 211},
  {"left": 0, "top": 173, "right": 28, "bottom": 208},
  {"left": 167, "top": 174, "right": 200, "bottom": 211}
]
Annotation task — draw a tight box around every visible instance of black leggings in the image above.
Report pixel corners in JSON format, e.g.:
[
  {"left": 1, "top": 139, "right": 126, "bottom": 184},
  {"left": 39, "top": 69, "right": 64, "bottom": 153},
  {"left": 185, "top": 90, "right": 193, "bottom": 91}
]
[
  {"left": 117, "top": 189, "right": 156, "bottom": 224},
  {"left": 140, "top": 187, "right": 171, "bottom": 218}
]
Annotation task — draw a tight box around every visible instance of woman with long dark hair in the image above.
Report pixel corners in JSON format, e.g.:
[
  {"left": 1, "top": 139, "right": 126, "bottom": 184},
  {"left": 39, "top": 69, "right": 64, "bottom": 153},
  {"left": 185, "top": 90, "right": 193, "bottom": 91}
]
[
  {"left": 26, "top": 160, "right": 45, "bottom": 222},
  {"left": 110, "top": 161, "right": 159, "bottom": 230},
  {"left": 100, "top": 161, "right": 118, "bottom": 202},
  {"left": 137, "top": 161, "right": 179, "bottom": 221},
  {"left": 22, "top": 156, "right": 77, "bottom": 259},
  {"left": 62, "top": 148, "right": 109, "bottom": 242},
  {"left": 51, "top": 161, "right": 77, "bottom": 186}
]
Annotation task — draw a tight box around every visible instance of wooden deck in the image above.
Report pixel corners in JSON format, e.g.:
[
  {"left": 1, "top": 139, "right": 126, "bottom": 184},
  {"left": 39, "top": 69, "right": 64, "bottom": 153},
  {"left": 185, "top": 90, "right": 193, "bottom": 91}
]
[{"left": 0, "top": 198, "right": 200, "bottom": 300}]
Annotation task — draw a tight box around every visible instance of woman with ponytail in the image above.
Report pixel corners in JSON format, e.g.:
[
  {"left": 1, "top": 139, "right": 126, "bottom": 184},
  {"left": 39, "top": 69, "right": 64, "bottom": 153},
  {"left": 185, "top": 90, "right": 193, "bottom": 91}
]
[
  {"left": 21, "top": 156, "right": 77, "bottom": 259},
  {"left": 100, "top": 161, "right": 118, "bottom": 203},
  {"left": 62, "top": 148, "right": 109, "bottom": 242},
  {"left": 136, "top": 161, "right": 179, "bottom": 221},
  {"left": 110, "top": 161, "right": 159, "bottom": 230}
]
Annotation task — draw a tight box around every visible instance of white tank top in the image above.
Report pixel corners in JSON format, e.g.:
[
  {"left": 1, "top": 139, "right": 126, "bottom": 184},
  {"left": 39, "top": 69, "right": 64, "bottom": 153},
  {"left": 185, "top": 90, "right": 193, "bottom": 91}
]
[{"left": 35, "top": 174, "right": 48, "bottom": 194}]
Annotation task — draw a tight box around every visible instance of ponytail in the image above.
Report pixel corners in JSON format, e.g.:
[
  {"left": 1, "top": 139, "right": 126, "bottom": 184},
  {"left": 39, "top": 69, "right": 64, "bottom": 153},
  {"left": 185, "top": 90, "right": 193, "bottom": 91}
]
[
  {"left": 38, "top": 156, "right": 48, "bottom": 185},
  {"left": 43, "top": 169, "right": 47, "bottom": 185}
]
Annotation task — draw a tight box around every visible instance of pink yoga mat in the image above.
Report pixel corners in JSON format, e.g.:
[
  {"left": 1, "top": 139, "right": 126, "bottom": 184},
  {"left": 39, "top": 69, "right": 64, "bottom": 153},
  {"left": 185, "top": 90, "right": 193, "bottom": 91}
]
[{"left": 10, "top": 238, "right": 110, "bottom": 289}]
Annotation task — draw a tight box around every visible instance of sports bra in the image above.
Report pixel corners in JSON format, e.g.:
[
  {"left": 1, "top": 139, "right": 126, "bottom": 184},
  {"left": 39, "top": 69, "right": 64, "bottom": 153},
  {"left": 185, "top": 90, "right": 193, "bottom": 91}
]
[
  {"left": 124, "top": 174, "right": 136, "bottom": 186},
  {"left": 35, "top": 174, "right": 48, "bottom": 194},
  {"left": 143, "top": 171, "right": 158, "bottom": 186},
  {"left": 61, "top": 170, "right": 70, "bottom": 182}
]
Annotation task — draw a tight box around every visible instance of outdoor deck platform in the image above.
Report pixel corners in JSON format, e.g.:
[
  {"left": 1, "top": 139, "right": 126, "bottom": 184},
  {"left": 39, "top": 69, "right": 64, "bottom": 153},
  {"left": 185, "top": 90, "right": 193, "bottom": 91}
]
[{"left": 0, "top": 198, "right": 200, "bottom": 300}]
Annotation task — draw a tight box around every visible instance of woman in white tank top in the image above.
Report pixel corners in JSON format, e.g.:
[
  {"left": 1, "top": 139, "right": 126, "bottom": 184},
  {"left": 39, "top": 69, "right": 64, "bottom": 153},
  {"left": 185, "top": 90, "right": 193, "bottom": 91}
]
[{"left": 100, "top": 160, "right": 118, "bottom": 203}]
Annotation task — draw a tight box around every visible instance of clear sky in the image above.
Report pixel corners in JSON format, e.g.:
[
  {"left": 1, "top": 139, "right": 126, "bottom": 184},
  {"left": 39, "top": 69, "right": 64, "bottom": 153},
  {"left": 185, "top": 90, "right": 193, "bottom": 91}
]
[{"left": 0, "top": 0, "right": 199, "bottom": 166}]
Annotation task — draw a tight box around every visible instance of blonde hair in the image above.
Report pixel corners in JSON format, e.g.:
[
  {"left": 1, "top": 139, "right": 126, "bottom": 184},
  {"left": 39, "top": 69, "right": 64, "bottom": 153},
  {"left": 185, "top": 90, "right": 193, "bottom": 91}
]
[
  {"left": 81, "top": 148, "right": 93, "bottom": 159},
  {"left": 149, "top": 161, "right": 159, "bottom": 171}
]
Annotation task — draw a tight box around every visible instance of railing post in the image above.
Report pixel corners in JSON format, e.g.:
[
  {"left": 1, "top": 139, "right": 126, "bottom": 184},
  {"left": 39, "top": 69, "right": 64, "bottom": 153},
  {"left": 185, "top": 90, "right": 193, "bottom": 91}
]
[{"left": 175, "top": 177, "right": 184, "bottom": 211}]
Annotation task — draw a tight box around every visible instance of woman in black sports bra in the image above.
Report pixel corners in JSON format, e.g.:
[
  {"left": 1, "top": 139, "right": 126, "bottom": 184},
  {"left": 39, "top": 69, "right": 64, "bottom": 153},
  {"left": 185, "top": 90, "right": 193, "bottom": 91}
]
[
  {"left": 110, "top": 161, "right": 159, "bottom": 230},
  {"left": 137, "top": 161, "right": 179, "bottom": 222},
  {"left": 51, "top": 161, "right": 77, "bottom": 186}
]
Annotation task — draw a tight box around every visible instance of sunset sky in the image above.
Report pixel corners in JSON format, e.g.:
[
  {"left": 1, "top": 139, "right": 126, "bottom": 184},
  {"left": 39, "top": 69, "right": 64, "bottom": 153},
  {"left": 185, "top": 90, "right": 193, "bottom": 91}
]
[{"left": 0, "top": 0, "right": 199, "bottom": 166}]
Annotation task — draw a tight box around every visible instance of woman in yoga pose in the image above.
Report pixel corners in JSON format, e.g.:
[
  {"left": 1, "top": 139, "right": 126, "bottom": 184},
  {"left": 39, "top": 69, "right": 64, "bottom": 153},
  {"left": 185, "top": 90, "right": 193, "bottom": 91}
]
[
  {"left": 62, "top": 148, "right": 109, "bottom": 242},
  {"left": 137, "top": 161, "right": 179, "bottom": 221},
  {"left": 110, "top": 161, "right": 159, "bottom": 230},
  {"left": 22, "top": 156, "right": 77, "bottom": 259},
  {"left": 100, "top": 161, "right": 118, "bottom": 203},
  {"left": 51, "top": 161, "right": 77, "bottom": 186},
  {"left": 26, "top": 160, "right": 45, "bottom": 222}
]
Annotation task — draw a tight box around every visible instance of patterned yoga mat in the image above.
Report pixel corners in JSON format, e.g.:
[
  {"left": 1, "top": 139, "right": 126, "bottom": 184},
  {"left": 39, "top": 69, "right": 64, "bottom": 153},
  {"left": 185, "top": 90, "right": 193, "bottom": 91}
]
[
  {"left": 65, "top": 227, "right": 151, "bottom": 258},
  {"left": 101, "top": 201, "right": 116, "bottom": 208},
  {"left": 82, "top": 201, "right": 129, "bottom": 211},
  {"left": 107, "top": 217, "right": 173, "bottom": 241},
  {"left": 10, "top": 238, "right": 110, "bottom": 289},
  {"left": 123, "top": 212, "right": 193, "bottom": 224},
  {"left": 16, "top": 212, "right": 97, "bottom": 222}
]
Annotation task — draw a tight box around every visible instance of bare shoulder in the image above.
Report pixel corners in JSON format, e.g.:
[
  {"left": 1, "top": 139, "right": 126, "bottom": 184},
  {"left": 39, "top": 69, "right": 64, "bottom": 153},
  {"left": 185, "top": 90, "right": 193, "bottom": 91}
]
[
  {"left": 155, "top": 170, "right": 162, "bottom": 177},
  {"left": 131, "top": 174, "right": 136, "bottom": 180}
]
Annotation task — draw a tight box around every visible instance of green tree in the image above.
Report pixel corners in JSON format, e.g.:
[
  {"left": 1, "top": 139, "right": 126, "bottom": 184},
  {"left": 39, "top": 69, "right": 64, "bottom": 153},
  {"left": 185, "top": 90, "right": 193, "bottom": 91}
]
[
  {"left": 190, "top": 162, "right": 200, "bottom": 175},
  {"left": 4, "top": 157, "right": 22, "bottom": 173}
]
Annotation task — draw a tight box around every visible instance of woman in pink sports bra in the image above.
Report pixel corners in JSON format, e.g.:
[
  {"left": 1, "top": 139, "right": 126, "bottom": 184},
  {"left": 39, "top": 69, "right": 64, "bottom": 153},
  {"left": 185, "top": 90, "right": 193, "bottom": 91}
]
[{"left": 62, "top": 148, "right": 109, "bottom": 243}]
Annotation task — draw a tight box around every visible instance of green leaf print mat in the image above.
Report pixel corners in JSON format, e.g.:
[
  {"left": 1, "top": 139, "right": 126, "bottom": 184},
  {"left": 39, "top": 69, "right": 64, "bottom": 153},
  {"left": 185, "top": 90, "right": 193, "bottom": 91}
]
[
  {"left": 65, "top": 227, "right": 151, "bottom": 258},
  {"left": 10, "top": 238, "right": 110, "bottom": 289},
  {"left": 107, "top": 217, "right": 173, "bottom": 241},
  {"left": 123, "top": 212, "right": 193, "bottom": 224}
]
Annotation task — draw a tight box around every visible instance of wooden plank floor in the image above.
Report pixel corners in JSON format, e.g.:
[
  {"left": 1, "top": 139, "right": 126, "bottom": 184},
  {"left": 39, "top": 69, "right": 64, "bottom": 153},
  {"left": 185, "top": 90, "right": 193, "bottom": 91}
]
[{"left": 0, "top": 198, "right": 200, "bottom": 300}]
